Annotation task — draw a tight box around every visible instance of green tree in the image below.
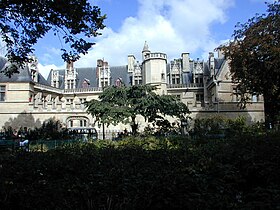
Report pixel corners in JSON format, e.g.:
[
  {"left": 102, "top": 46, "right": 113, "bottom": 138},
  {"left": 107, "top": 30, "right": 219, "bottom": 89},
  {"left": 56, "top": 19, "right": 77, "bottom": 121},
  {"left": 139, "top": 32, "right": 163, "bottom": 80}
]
[
  {"left": 34, "top": 118, "right": 68, "bottom": 140},
  {"left": 222, "top": 1, "right": 280, "bottom": 127},
  {"left": 0, "top": 0, "right": 105, "bottom": 76},
  {"left": 85, "top": 85, "right": 190, "bottom": 135}
]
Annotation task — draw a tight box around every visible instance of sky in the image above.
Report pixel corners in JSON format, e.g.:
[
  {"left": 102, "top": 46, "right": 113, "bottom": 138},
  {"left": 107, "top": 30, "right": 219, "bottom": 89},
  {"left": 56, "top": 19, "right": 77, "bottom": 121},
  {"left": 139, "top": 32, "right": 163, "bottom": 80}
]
[{"left": 9, "top": 0, "right": 276, "bottom": 78}]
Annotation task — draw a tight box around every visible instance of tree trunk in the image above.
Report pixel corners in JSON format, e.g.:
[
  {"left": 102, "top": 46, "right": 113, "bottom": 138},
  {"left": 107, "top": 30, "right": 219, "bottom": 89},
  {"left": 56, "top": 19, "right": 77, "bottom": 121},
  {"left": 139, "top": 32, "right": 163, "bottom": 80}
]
[{"left": 263, "top": 92, "right": 280, "bottom": 129}]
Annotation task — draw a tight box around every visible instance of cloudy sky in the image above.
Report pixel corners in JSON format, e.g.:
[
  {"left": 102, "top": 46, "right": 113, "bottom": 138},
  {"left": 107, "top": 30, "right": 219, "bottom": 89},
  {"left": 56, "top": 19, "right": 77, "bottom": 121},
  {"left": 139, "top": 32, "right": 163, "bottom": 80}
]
[{"left": 32, "top": 0, "right": 272, "bottom": 78}]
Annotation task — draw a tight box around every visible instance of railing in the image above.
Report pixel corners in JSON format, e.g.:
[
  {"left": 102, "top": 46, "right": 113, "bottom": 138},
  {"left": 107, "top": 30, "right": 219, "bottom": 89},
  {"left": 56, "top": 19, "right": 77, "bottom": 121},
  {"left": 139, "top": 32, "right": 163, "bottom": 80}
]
[
  {"left": 64, "top": 87, "right": 103, "bottom": 93},
  {"left": 167, "top": 83, "right": 204, "bottom": 89},
  {"left": 144, "top": 53, "right": 167, "bottom": 60},
  {"left": 35, "top": 84, "right": 104, "bottom": 94}
]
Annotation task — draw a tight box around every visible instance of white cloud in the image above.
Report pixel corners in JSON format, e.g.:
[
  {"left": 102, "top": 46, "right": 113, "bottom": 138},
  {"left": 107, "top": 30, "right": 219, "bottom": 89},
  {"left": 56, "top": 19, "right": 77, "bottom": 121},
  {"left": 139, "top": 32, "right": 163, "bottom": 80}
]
[
  {"left": 4, "top": 0, "right": 235, "bottom": 78},
  {"left": 75, "top": 0, "right": 234, "bottom": 68},
  {"left": 38, "top": 63, "right": 64, "bottom": 80},
  {"left": 40, "top": 47, "right": 61, "bottom": 64}
]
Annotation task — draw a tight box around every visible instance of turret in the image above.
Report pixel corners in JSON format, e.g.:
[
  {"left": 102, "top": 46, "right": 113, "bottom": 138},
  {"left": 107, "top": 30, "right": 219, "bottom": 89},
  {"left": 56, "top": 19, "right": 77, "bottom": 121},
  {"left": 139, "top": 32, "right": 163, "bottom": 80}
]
[
  {"left": 141, "top": 44, "right": 167, "bottom": 95},
  {"left": 142, "top": 41, "right": 150, "bottom": 61}
]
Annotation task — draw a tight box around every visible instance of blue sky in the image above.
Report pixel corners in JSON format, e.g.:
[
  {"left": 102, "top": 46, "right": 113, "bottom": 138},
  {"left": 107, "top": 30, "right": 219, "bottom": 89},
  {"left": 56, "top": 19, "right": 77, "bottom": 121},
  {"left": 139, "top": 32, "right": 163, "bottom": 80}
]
[{"left": 30, "top": 0, "right": 273, "bottom": 78}]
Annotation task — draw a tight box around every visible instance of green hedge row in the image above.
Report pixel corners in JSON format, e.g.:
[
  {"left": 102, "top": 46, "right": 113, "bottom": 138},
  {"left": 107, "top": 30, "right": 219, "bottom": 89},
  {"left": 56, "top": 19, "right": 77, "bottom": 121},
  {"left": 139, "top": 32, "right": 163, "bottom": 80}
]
[{"left": 0, "top": 134, "right": 280, "bottom": 209}]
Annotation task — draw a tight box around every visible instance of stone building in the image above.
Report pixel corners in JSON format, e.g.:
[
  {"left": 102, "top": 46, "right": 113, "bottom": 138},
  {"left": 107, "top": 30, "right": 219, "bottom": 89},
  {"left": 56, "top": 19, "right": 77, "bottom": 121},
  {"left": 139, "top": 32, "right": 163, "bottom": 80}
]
[{"left": 0, "top": 42, "right": 265, "bottom": 136}]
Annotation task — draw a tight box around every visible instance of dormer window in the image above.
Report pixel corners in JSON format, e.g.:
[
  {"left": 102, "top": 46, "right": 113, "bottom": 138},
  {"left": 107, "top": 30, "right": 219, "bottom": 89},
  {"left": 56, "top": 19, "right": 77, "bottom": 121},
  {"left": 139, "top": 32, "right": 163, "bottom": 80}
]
[{"left": 82, "top": 79, "right": 90, "bottom": 88}]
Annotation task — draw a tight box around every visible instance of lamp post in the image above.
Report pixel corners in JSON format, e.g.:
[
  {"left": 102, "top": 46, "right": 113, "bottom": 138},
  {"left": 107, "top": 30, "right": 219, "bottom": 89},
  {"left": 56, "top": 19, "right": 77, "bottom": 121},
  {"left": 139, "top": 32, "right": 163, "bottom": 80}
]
[
  {"left": 181, "top": 118, "right": 189, "bottom": 136},
  {"left": 214, "top": 79, "right": 220, "bottom": 113}
]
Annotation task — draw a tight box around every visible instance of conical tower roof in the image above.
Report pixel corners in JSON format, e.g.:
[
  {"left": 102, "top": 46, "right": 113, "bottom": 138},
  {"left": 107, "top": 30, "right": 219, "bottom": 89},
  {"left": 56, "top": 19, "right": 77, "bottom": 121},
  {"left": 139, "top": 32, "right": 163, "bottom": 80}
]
[{"left": 142, "top": 41, "right": 150, "bottom": 52}]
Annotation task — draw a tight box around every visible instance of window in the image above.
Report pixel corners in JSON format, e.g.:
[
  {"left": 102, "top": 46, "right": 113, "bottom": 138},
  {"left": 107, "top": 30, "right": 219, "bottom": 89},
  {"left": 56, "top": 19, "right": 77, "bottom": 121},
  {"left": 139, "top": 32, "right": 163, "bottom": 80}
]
[
  {"left": 67, "top": 80, "right": 75, "bottom": 89},
  {"left": 196, "top": 94, "right": 204, "bottom": 102},
  {"left": 161, "top": 73, "right": 165, "bottom": 80},
  {"left": 171, "top": 74, "right": 180, "bottom": 84},
  {"left": 82, "top": 80, "right": 89, "bottom": 88},
  {"left": 252, "top": 94, "right": 259, "bottom": 102},
  {"left": 195, "top": 77, "right": 203, "bottom": 84},
  {"left": 0, "top": 86, "right": 5, "bottom": 101},
  {"left": 101, "top": 81, "right": 109, "bottom": 87},
  {"left": 134, "top": 76, "right": 142, "bottom": 85},
  {"left": 80, "top": 120, "right": 87, "bottom": 127}
]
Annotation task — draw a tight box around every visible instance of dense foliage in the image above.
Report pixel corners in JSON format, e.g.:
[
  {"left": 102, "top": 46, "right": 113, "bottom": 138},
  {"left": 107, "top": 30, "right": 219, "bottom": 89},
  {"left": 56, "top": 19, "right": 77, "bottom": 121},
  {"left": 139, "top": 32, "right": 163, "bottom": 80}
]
[
  {"left": 222, "top": 1, "right": 280, "bottom": 126},
  {"left": 1, "top": 118, "right": 69, "bottom": 141},
  {"left": 192, "top": 116, "right": 266, "bottom": 138},
  {"left": 86, "top": 85, "right": 190, "bottom": 134},
  {"left": 1, "top": 132, "right": 280, "bottom": 209},
  {"left": 0, "top": 0, "right": 105, "bottom": 76}
]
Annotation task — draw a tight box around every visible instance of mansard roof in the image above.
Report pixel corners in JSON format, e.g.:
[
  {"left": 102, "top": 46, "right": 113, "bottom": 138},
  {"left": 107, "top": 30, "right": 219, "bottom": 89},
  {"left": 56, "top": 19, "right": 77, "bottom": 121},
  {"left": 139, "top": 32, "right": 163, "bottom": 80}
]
[
  {"left": 203, "top": 58, "right": 225, "bottom": 77},
  {"left": 37, "top": 73, "right": 50, "bottom": 86},
  {"left": 76, "top": 67, "right": 97, "bottom": 88},
  {"left": 47, "top": 65, "right": 129, "bottom": 89},
  {"left": 214, "top": 58, "right": 225, "bottom": 76},
  {"left": 0, "top": 57, "right": 32, "bottom": 83},
  {"left": 110, "top": 65, "right": 129, "bottom": 86},
  {"left": 0, "top": 56, "right": 49, "bottom": 85}
]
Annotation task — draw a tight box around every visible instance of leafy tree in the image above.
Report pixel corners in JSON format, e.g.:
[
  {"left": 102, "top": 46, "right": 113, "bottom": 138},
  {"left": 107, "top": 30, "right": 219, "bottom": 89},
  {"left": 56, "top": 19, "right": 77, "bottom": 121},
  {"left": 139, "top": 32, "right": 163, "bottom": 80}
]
[
  {"left": 85, "top": 85, "right": 190, "bottom": 134},
  {"left": 222, "top": 1, "right": 280, "bottom": 127},
  {"left": 0, "top": 0, "right": 105, "bottom": 76},
  {"left": 36, "top": 118, "right": 68, "bottom": 140}
]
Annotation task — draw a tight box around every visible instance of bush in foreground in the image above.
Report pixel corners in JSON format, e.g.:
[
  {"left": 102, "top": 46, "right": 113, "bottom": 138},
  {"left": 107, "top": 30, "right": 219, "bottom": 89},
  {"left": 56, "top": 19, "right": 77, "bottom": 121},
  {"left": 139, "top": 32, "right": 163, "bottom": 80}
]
[{"left": 0, "top": 134, "right": 280, "bottom": 209}]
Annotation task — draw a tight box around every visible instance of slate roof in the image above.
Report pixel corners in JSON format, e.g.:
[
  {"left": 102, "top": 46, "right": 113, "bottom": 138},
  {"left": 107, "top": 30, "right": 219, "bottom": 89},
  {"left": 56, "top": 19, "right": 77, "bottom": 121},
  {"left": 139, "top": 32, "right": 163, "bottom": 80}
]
[
  {"left": 77, "top": 67, "right": 96, "bottom": 88},
  {"left": 214, "top": 58, "right": 225, "bottom": 76},
  {"left": 47, "top": 65, "right": 128, "bottom": 89},
  {"left": 0, "top": 57, "right": 32, "bottom": 83},
  {"left": 0, "top": 56, "right": 49, "bottom": 85},
  {"left": 110, "top": 65, "right": 129, "bottom": 86}
]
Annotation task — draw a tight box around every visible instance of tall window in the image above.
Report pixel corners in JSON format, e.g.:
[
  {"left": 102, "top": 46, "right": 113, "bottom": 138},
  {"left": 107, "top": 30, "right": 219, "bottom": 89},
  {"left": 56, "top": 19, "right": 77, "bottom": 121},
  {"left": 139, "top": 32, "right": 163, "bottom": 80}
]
[
  {"left": 134, "top": 76, "right": 142, "bottom": 85},
  {"left": 80, "top": 120, "right": 87, "bottom": 127},
  {"left": 171, "top": 74, "right": 180, "bottom": 84},
  {"left": 0, "top": 86, "right": 5, "bottom": 101},
  {"left": 196, "top": 94, "right": 204, "bottom": 103},
  {"left": 67, "top": 80, "right": 75, "bottom": 89}
]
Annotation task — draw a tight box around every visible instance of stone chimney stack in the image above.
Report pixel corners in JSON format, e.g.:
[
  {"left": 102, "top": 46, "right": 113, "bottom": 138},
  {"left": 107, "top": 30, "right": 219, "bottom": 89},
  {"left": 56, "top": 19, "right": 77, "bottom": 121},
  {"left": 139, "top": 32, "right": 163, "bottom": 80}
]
[{"left": 181, "top": 53, "right": 190, "bottom": 72}]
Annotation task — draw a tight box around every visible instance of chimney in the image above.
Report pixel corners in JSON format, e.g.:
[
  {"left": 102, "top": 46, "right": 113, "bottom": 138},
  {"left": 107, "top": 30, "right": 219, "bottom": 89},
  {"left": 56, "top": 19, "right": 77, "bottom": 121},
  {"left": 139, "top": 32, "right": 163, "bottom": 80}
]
[{"left": 181, "top": 53, "right": 190, "bottom": 72}]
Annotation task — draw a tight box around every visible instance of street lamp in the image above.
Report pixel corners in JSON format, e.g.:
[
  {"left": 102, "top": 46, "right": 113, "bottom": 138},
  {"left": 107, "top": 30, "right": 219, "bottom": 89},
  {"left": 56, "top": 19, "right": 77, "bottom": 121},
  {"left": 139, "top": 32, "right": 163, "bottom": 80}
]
[
  {"left": 181, "top": 118, "right": 189, "bottom": 136},
  {"left": 213, "top": 79, "right": 221, "bottom": 113}
]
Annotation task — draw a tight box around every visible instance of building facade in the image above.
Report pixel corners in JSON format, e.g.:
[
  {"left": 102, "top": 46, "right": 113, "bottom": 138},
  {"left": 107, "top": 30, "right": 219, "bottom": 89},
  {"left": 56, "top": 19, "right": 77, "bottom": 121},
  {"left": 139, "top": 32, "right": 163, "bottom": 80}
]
[{"left": 0, "top": 42, "right": 265, "bottom": 136}]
